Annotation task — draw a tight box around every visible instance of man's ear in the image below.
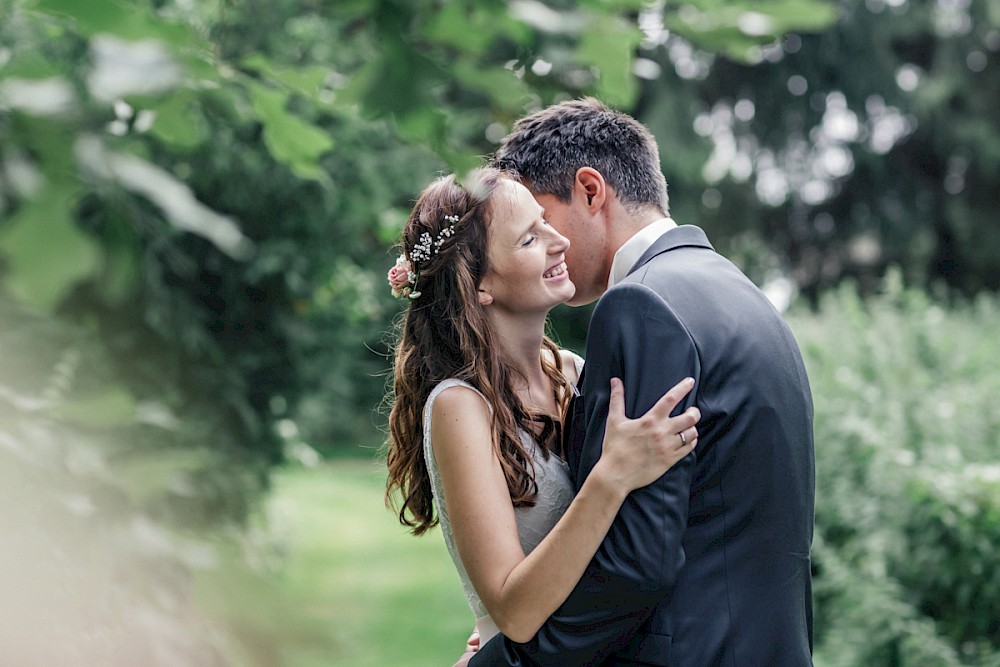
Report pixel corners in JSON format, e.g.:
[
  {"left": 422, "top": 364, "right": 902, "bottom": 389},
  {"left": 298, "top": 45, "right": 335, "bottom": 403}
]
[
  {"left": 478, "top": 289, "right": 494, "bottom": 306},
  {"left": 575, "top": 167, "right": 607, "bottom": 212}
]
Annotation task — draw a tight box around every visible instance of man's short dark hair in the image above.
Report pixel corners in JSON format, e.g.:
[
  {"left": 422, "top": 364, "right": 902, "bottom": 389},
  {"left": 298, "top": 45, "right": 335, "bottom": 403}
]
[{"left": 491, "top": 97, "right": 669, "bottom": 215}]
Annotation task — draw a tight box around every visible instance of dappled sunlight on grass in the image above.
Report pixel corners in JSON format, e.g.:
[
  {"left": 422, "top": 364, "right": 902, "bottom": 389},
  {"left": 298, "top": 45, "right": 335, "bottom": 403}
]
[{"left": 265, "top": 459, "right": 471, "bottom": 667}]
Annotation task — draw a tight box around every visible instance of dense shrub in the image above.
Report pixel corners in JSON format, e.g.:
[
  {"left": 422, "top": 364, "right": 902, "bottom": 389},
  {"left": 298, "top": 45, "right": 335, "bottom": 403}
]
[
  {"left": 787, "top": 273, "right": 1000, "bottom": 665},
  {"left": 896, "top": 469, "right": 1000, "bottom": 656}
]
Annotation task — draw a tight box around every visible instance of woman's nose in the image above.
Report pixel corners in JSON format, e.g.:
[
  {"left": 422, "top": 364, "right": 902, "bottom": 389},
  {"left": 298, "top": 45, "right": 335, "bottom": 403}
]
[{"left": 550, "top": 229, "right": 570, "bottom": 253}]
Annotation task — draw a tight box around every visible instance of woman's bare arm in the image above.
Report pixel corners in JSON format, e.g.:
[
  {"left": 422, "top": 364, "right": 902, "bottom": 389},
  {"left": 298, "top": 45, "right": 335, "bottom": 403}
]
[{"left": 431, "top": 377, "right": 698, "bottom": 643}]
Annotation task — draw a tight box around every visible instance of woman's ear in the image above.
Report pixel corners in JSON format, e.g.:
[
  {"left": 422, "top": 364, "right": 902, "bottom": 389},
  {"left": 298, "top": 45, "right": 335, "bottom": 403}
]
[
  {"left": 575, "top": 167, "right": 607, "bottom": 212},
  {"left": 477, "top": 289, "right": 494, "bottom": 306}
]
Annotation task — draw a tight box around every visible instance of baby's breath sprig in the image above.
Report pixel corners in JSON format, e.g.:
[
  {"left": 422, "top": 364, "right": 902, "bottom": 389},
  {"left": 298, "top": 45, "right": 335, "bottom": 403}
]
[{"left": 389, "top": 214, "right": 461, "bottom": 300}]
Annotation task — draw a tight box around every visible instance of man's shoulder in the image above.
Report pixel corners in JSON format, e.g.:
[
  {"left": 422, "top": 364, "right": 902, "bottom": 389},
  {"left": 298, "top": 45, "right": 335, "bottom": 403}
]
[
  {"left": 596, "top": 279, "right": 664, "bottom": 307},
  {"left": 593, "top": 269, "right": 678, "bottom": 321},
  {"left": 589, "top": 280, "right": 686, "bottom": 343}
]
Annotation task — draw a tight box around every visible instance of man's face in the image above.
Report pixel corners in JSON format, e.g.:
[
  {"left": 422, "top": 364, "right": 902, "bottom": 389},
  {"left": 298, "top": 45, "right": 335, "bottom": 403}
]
[{"left": 530, "top": 190, "right": 606, "bottom": 306}]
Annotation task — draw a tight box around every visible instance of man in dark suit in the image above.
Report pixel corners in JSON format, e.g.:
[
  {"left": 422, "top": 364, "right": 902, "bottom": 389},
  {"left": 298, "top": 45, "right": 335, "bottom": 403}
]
[{"left": 470, "top": 98, "right": 815, "bottom": 666}]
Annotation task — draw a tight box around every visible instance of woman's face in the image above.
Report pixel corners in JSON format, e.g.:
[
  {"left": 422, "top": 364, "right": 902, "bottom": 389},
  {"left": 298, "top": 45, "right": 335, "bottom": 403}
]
[{"left": 479, "top": 180, "right": 575, "bottom": 315}]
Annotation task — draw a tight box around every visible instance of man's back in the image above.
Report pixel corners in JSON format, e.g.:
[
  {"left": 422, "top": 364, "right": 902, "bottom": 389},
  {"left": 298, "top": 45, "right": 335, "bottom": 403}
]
[{"left": 616, "top": 227, "right": 815, "bottom": 666}]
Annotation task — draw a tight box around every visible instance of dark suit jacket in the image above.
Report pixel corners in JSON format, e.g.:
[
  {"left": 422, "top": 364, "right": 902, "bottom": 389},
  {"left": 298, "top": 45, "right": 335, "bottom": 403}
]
[{"left": 471, "top": 226, "right": 815, "bottom": 666}]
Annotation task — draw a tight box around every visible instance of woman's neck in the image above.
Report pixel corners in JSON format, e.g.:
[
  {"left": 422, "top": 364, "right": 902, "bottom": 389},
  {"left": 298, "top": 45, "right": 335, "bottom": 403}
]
[{"left": 490, "top": 311, "right": 551, "bottom": 406}]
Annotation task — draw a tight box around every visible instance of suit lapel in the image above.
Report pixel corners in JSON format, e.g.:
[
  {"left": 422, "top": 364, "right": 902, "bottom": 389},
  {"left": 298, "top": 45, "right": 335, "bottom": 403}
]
[
  {"left": 626, "top": 224, "right": 715, "bottom": 277},
  {"left": 564, "top": 227, "right": 712, "bottom": 482}
]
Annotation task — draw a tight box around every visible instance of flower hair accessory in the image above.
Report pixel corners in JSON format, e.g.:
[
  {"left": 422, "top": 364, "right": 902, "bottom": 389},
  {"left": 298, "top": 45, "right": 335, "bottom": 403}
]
[
  {"left": 389, "top": 214, "right": 461, "bottom": 300},
  {"left": 388, "top": 255, "right": 418, "bottom": 299}
]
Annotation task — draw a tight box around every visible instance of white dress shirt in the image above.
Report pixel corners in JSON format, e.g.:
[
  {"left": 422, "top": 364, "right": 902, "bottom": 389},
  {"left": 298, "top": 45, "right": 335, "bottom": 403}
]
[{"left": 607, "top": 218, "right": 677, "bottom": 288}]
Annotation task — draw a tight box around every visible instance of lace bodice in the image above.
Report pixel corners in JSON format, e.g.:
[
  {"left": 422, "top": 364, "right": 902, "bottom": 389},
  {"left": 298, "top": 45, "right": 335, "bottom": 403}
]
[{"left": 422, "top": 356, "right": 582, "bottom": 642}]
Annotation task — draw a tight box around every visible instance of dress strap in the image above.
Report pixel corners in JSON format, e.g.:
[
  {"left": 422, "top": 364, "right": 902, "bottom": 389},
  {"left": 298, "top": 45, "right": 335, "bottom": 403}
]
[{"left": 423, "top": 379, "right": 489, "bottom": 429}]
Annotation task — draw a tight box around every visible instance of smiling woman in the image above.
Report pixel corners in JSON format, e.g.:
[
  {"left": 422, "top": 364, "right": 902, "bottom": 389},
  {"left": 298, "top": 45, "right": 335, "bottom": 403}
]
[{"left": 476, "top": 178, "right": 576, "bottom": 318}]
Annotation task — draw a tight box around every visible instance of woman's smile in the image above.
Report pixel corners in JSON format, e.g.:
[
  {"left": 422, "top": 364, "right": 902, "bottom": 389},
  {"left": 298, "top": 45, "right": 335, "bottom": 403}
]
[{"left": 543, "top": 261, "right": 569, "bottom": 280}]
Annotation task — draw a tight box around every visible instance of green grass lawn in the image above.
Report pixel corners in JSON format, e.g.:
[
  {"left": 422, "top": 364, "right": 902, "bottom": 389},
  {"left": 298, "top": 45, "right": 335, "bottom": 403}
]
[{"left": 262, "top": 459, "right": 473, "bottom": 667}]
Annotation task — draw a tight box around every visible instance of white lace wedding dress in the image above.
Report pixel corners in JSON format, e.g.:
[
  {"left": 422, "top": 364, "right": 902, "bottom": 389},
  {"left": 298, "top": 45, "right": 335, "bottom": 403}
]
[{"left": 422, "top": 356, "right": 582, "bottom": 643}]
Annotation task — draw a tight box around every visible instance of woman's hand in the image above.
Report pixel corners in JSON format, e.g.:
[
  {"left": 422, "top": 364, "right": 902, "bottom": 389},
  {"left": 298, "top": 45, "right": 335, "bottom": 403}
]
[
  {"left": 593, "top": 377, "right": 700, "bottom": 494},
  {"left": 450, "top": 626, "right": 479, "bottom": 667},
  {"left": 465, "top": 627, "right": 480, "bottom": 653}
]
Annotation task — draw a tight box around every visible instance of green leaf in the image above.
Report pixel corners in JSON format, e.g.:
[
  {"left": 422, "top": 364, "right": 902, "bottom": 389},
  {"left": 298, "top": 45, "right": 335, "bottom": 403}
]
[
  {"left": 438, "top": 147, "right": 485, "bottom": 175},
  {"left": 364, "top": 47, "right": 440, "bottom": 120},
  {"left": 327, "top": 0, "right": 374, "bottom": 20},
  {"left": 422, "top": 4, "right": 496, "bottom": 56},
  {"left": 393, "top": 105, "right": 447, "bottom": 149},
  {"left": 576, "top": 16, "right": 642, "bottom": 107},
  {"left": 664, "top": 18, "right": 766, "bottom": 60},
  {"left": 14, "top": 116, "right": 76, "bottom": 183},
  {"left": 96, "top": 214, "right": 141, "bottom": 306},
  {"left": 146, "top": 90, "right": 209, "bottom": 151},
  {"left": 0, "top": 184, "right": 100, "bottom": 312},
  {"left": 241, "top": 53, "right": 333, "bottom": 105},
  {"left": 451, "top": 61, "right": 531, "bottom": 111},
  {"left": 0, "top": 51, "right": 61, "bottom": 80},
  {"left": 333, "top": 59, "right": 377, "bottom": 108},
  {"left": 576, "top": 0, "right": 647, "bottom": 9},
  {"left": 664, "top": 0, "right": 839, "bottom": 61},
  {"left": 248, "top": 82, "right": 334, "bottom": 181},
  {"left": 31, "top": 0, "right": 197, "bottom": 46},
  {"left": 757, "top": 0, "right": 839, "bottom": 33}
]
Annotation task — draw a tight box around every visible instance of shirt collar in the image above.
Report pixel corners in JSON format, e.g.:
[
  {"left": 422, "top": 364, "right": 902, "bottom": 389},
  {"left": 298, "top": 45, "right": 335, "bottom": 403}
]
[{"left": 607, "top": 218, "right": 677, "bottom": 288}]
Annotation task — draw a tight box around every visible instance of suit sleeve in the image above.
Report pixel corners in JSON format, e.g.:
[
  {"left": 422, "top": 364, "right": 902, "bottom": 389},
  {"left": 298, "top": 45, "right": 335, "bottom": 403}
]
[{"left": 471, "top": 283, "right": 701, "bottom": 666}]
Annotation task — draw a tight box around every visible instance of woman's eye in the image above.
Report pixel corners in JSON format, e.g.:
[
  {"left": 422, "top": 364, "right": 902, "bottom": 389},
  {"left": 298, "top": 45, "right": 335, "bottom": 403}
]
[{"left": 522, "top": 235, "right": 536, "bottom": 247}]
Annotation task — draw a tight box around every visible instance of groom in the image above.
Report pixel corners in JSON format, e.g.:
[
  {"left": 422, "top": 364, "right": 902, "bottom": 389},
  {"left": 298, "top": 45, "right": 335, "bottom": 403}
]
[{"left": 470, "top": 98, "right": 816, "bottom": 666}]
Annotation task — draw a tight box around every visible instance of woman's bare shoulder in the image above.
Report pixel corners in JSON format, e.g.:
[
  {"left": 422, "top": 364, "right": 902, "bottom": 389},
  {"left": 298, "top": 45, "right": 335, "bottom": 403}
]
[
  {"left": 556, "top": 348, "right": 582, "bottom": 385},
  {"left": 431, "top": 383, "right": 490, "bottom": 421}
]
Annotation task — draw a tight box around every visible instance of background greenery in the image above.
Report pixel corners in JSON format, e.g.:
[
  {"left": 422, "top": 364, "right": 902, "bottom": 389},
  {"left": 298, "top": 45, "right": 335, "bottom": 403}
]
[{"left": 1, "top": 0, "right": 997, "bottom": 664}]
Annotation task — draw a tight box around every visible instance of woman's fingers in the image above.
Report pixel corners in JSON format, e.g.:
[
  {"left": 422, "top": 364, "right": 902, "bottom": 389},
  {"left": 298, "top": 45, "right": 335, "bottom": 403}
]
[
  {"left": 645, "top": 377, "right": 695, "bottom": 420},
  {"left": 667, "top": 406, "right": 701, "bottom": 435},
  {"left": 607, "top": 377, "right": 625, "bottom": 423},
  {"left": 676, "top": 425, "right": 699, "bottom": 451},
  {"left": 600, "top": 376, "right": 700, "bottom": 492},
  {"left": 629, "top": 376, "right": 700, "bottom": 456},
  {"left": 610, "top": 376, "right": 700, "bottom": 452},
  {"left": 615, "top": 376, "right": 694, "bottom": 422}
]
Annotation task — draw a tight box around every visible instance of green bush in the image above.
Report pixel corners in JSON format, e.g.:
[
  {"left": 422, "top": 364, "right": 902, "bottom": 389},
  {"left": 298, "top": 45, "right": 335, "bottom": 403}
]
[
  {"left": 787, "top": 273, "right": 1000, "bottom": 665},
  {"left": 896, "top": 468, "right": 1000, "bottom": 655}
]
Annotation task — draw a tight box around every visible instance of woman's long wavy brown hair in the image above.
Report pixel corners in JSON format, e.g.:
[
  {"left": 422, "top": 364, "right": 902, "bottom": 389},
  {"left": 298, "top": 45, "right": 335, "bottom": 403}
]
[{"left": 385, "top": 168, "right": 573, "bottom": 535}]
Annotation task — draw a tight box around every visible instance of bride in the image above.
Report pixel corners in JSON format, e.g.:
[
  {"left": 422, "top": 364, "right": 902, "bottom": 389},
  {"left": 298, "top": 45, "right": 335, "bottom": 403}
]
[{"left": 384, "top": 168, "right": 699, "bottom": 659}]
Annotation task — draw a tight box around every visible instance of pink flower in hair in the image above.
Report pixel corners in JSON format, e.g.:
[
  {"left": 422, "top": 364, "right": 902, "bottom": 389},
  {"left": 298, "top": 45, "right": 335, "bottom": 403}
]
[{"left": 388, "top": 255, "right": 417, "bottom": 299}]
